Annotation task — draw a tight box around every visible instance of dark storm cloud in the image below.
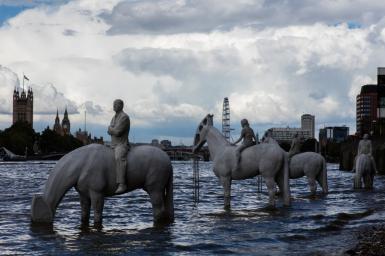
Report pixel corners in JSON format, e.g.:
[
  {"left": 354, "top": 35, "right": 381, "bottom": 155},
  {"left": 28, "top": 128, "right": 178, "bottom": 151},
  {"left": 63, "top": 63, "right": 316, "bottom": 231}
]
[{"left": 102, "top": 0, "right": 385, "bottom": 35}]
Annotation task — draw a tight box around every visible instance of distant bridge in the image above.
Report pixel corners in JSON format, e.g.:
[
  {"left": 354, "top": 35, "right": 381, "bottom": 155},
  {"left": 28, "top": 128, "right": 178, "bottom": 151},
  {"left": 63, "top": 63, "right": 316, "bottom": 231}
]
[{"left": 163, "top": 146, "right": 210, "bottom": 161}]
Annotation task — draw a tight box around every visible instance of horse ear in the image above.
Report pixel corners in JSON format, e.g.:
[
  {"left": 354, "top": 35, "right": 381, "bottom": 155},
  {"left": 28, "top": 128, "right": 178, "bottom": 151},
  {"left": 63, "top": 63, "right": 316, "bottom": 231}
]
[{"left": 207, "top": 114, "right": 213, "bottom": 126}]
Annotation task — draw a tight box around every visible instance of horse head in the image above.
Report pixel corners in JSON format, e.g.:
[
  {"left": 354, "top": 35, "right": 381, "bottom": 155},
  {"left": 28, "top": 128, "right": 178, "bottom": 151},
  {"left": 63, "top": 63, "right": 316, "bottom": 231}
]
[{"left": 192, "top": 114, "right": 213, "bottom": 153}]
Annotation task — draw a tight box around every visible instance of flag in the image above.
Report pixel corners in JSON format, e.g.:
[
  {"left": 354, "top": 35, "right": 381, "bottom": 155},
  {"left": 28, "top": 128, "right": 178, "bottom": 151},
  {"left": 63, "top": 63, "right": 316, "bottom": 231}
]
[{"left": 23, "top": 75, "right": 29, "bottom": 81}]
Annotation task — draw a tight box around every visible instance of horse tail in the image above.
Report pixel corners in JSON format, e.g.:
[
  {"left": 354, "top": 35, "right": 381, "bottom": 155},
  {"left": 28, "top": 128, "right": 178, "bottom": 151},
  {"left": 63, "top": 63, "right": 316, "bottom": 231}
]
[
  {"left": 321, "top": 156, "right": 328, "bottom": 194},
  {"left": 164, "top": 164, "right": 174, "bottom": 222},
  {"left": 282, "top": 152, "right": 291, "bottom": 206},
  {"left": 31, "top": 156, "right": 79, "bottom": 223}
]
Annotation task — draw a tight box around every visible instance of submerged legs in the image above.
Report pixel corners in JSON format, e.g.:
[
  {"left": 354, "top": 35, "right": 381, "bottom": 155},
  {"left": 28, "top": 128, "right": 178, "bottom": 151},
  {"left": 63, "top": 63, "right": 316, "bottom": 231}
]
[
  {"left": 79, "top": 194, "right": 91, "bottom": 226},
  {"left": 90, "top": 191, "right": 104, "bottom": 228},
  {"left": 149, "top": 191, "right": 167, "bottom": 225},
  {"left": 265, "top": 177, "right": 276, "bottom": 207},
  {"left": 307, "top": 176, "right": 317, "bottom": 196},
  {"left": 220, "top": 177, "right": 232, "bottom": 210}
]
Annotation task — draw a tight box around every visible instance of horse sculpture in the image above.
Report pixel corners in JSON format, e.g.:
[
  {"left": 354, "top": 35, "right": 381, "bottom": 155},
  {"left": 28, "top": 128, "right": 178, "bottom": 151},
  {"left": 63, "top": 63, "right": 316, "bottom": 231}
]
[
  {"left": 192, "top": 114, "right": 290, "bottom": 209},
  {"left": 289, "top": 152, "right": 328, "bottom": 195},
  {"left": 31, "top": 144, "right": 174, "bottom": 227},
  {"left": 263, "top": 137, "right": 328, "bottom": 195},
  {"left": 354, "top": 154, "right": 375, "bottom": 189}
]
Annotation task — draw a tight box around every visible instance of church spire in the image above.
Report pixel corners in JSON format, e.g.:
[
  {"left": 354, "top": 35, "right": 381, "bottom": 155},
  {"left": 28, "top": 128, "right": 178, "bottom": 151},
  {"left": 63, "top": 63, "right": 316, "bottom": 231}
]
[
  {"left": 53, "top": 108, "right": 62, "bottom": 134},
  {"left": 61, "top": 107, "right": 71, "bottom": 135}
]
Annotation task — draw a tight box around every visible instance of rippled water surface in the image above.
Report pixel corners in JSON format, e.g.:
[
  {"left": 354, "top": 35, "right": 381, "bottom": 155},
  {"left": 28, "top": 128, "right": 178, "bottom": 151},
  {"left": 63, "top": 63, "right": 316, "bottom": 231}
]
[{"left": 1, "top": 160, "right": 385, "bottom": 255}]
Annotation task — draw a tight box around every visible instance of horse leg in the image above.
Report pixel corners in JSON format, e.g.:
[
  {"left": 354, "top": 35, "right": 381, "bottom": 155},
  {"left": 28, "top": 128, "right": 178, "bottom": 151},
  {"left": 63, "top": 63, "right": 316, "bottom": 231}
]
[
  {"left": 265, "top": 177, "right": 276, "bottom": 208},
  {"left": 149, "top": 191, "right": 166, "bottom": 225},
  {"left": 79, "top": 194, "right": 91, "bottom": 226},
  {"left": 363, "top": 173, "right": 372, "bottom": 189},
  {"left": 307, "top": 176, "right": 317, "bottom": 196},
  {"left": 90, "top": 191, "right": 104, "bottom": 228},
  {"left": 220, "top": 176, "right": 232, "bottom": 210},
  {"left": 354, "top": 173, "right": 362, "bottom": 189}
]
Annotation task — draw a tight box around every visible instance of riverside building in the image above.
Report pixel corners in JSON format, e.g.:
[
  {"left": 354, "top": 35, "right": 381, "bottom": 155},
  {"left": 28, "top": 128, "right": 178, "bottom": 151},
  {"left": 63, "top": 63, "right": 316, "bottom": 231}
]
[{"left": 356, "top": 67, "right": 385, "bottom": 136}]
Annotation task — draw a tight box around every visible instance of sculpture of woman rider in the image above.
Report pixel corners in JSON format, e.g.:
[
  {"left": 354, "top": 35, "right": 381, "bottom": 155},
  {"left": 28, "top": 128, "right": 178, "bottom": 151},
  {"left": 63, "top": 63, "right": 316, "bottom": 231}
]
[{"left": 232, "top": 119, "right": 257, "bottom": 171}]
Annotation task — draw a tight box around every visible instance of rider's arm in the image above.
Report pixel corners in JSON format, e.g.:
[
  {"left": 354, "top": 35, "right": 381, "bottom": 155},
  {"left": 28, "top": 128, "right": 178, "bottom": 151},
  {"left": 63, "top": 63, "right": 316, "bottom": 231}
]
[
  {"left": 252, "top": 130, "right": 257, "bottom": 142},
  {"left": 109, "top": 115, "right": 130, "bottom": 137},
  {"left": 233, "top": 129, "right": 245, "bottom": 145}
]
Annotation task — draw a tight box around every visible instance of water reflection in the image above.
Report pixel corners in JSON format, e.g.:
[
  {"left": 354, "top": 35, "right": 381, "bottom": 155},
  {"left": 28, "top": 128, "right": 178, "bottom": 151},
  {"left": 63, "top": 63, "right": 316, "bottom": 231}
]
[{"left": 0, "top": 161, "right": 385, "bottom": 255}]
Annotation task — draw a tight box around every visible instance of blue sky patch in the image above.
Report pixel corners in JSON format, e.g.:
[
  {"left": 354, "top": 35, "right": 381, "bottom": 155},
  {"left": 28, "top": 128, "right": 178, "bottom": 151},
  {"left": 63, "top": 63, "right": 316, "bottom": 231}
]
[{"left": 0, "top": 5, "right": 28, "bottom": 25}]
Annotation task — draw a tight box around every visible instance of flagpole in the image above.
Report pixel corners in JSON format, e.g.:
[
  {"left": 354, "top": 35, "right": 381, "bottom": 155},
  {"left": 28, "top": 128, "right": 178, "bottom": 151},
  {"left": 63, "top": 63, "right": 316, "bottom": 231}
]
[{"left": 22, "top": 73, "right": 25, "bottom": 91}]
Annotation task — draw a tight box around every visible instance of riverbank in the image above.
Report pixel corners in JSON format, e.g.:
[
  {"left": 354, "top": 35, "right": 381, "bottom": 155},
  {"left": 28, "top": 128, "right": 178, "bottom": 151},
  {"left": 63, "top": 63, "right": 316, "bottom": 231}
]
[{"left": 345, "top": 225, "right": 385, "bottom": 256}]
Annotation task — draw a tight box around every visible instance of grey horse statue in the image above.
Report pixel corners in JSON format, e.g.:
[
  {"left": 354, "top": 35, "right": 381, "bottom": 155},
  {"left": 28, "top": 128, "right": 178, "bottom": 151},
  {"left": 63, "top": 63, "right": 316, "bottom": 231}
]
[
  {"left": 192, "top": 114, "right": 290, "bottom": 209},
  {"left": 263, "top": 137, "right": 328, "bottom": 195},
  {"left": 31, "top": 144, "right": 174, "bottom": 227},
  {"left": 354, "top": 154, "right": 375, "bottom": 189},
  {"left": 289, "top": 152, "right": 328, "bottom": 195}
]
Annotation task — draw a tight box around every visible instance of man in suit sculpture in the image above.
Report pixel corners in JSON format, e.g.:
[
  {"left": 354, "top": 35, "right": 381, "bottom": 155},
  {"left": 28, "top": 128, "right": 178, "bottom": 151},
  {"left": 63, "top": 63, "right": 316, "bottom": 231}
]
[{"left": 108, "top": 99, "right": 130, "bottom": 194}]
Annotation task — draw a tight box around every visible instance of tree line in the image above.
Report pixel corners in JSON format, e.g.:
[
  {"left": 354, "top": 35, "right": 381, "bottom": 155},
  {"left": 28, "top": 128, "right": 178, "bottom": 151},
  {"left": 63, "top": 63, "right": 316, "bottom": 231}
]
[{"left": 0, "top": 121, "right": 83, "bottom": 156}]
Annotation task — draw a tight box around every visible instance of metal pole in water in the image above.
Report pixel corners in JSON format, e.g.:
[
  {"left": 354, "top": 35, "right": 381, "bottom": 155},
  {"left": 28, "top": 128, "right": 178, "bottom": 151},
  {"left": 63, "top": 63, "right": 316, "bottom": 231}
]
[
  {"left": 257, "top": 175, "right": 262, "bottom": 193},
  {"left": 193, "top": 156, "right": 200, "bottom": 204}
]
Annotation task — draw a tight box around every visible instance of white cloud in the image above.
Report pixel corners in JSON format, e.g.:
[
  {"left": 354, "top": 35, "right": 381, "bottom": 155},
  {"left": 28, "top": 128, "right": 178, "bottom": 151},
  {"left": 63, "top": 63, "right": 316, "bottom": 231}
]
[
  {"left": 103, "top": 0, "right": 385, "bottom": 34},
  {"left": 2, "top": 0, "right": 385, "bottom": 143}
]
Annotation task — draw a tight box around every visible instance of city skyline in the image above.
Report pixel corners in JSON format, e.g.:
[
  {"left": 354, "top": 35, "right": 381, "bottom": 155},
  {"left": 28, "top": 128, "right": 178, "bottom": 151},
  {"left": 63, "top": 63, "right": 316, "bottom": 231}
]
[{"left": 1, "top": 1, "right": 385, "bottom": 144}]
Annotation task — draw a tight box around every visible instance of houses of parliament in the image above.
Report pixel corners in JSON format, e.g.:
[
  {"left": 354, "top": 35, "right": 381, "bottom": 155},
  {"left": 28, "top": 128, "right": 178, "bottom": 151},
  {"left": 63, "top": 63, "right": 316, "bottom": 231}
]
[
  {"left": 13, "top": 86, "right": 103, "bottom": 144},
  {"left": 13, "top": 87, "right": 71, "bottom": 136}
]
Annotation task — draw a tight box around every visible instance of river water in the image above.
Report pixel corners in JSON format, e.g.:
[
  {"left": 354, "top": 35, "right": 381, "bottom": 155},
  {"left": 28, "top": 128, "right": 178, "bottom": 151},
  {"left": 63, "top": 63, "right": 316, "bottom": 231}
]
[{"left": 0, "top": 160, "right": 384, "bottom": 255}]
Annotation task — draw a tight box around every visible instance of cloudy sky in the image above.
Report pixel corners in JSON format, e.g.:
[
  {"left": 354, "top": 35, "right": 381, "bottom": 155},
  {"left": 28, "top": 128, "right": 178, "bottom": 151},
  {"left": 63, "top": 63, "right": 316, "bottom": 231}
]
[{"left": 1, "top": 0, "right": 385, "bottom": 144}]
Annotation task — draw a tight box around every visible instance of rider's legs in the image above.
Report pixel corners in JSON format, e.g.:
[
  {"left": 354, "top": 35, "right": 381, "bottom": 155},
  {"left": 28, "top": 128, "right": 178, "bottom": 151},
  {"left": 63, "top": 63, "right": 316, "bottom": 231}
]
[
  {"left": 115, "top": 144, "right": 129, "bottom": 194},
  {"left": 234, "top": 143, "right": 254, "bottom": 171}
]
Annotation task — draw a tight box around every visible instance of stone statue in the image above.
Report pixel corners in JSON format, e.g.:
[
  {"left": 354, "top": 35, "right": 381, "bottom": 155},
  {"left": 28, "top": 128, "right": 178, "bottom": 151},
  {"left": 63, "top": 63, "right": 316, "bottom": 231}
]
[
  {"left": 31, "top": 144, "right": 174, "bottom": 227},
  {"left": 108, "top": 99, "right": 130, "bottom": 194},
  {"left": 353, "top": 134, "right": 377, "bottom": 172},
  {"left": 353, "top": 134, "right": 376, "bottom": 189},
  {"left": 262, "top": 130, "right": 278, "bottom": 144},
  {"left": 358, "top": 134, "right": 373, "bottom": 155},
  {"left": 288, "top": 133, "right": 301, "bottom": 158},
  {"left": 193, "top": 114, "right": 290, "bottom": 209},
  {"left": 264, "top": 137, "right": 328, "bottom": 196},
  {"left": 232, "top": 119, "right": 257, "bottom": 171}
]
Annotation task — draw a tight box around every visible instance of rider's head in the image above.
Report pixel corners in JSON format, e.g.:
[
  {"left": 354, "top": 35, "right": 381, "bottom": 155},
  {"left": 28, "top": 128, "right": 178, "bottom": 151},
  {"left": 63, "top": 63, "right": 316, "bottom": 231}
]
[
  {"left": 113, "top": 99, "right": 124, "bottom": 113},
  {"left": 241, "top": 119, "right": 249, "bottom": 127},
  {"left": 363, "top": 133, "right": 369, "bottom": 140}
]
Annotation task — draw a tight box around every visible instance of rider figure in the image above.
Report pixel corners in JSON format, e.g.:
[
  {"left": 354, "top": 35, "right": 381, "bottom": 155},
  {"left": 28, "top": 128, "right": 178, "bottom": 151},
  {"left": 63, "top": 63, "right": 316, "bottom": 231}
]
[
  {"left": 232, "top": 119, "right": 257, "bottom": 171},
  {"left": 108, "top": 99, "right": 130, "bottom": 194},
  {"left": 288, "top": 133, "right": 301, "bottom": 159},
  {"left": 355, "top": 133, "right": 377, "bottom": 173}
]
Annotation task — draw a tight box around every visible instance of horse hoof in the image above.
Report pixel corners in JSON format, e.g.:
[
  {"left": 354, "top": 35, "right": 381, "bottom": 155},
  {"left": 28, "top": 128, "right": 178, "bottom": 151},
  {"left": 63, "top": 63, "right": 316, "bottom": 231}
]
[{"left": 93, "top": 222, "right": 103, "bottom": 230}]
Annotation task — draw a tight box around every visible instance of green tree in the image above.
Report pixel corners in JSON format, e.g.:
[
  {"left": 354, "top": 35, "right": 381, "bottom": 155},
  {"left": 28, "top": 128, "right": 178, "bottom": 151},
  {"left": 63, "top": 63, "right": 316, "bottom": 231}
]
[
  {"left": 0, "top": 121, "right": 36, "bottom": 155},
  {"left": 39, "top": 127, "right": 83, "bottom": 154}
]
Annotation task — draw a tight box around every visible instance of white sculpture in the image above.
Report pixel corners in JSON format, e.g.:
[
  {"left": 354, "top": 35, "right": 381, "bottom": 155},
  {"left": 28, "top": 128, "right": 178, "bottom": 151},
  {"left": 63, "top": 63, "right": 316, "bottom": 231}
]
[
  {"left": 354, "top": 154, "right": 375, "bottom": 189},
  {"left": 263, "top": 136, "right": 328, "bottom": 195},
  {"left": 289, "top": 152, "right": 328, "bottom": 195},
  {"left": 31, "top": 144, "right": 174, "bottom": 227},
  {"left": 193, "top": 114, "right": 290, "bottom": 209}
]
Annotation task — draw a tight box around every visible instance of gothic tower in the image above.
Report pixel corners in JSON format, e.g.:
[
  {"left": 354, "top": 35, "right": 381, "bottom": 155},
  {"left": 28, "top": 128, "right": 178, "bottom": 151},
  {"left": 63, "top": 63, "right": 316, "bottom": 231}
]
[
  {"left": 61, "top": 107, "right": 70, "bottom": 135},
  {"left": 53, "top": 109, "right": 62, "bottom": 134},
  {"left": 13, "top": 87, "right": 33, "bottom": 126}
]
